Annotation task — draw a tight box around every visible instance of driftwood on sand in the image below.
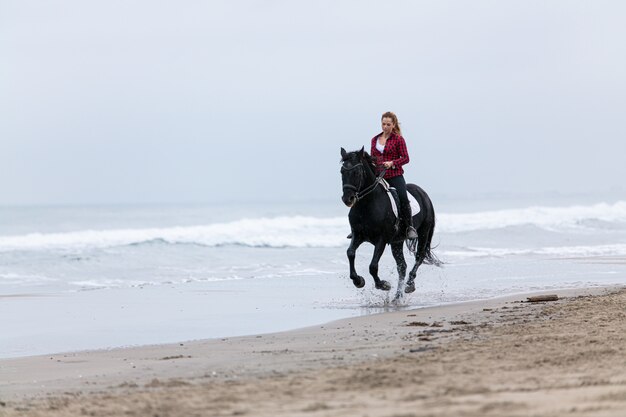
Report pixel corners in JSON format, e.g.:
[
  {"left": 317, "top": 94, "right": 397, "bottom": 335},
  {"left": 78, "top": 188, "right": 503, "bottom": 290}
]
[{"left": 526, "top": 294, "right": 559, "bottom": 302}]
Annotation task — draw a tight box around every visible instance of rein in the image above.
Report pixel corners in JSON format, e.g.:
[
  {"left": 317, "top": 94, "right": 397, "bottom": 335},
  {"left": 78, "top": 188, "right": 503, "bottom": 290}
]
[{"left": 341, "top": 162, "right": 386, "bottom": 203}]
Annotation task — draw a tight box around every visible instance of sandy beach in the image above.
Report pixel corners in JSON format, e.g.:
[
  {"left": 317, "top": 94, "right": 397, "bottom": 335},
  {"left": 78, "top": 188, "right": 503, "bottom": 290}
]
[
  {"left": 4, "top": 0, "right": 626, "bottom": 415},
  {"left": 1, "top": 285, "right": 625, "bottom": 417}
]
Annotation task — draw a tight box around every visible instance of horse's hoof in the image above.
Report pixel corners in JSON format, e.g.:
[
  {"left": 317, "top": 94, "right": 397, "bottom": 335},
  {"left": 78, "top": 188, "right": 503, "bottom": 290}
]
[
  {"left": 352, "top": 275, "right": 365, "bottom": 288},
  {"left": 404, "top": 283, "right": 416, "bottom": 293},
  {"left": 393, "top": 292, "right": 403, "bottom": 303},
  {"left": 376, "top": 280, "right": 391, "bottom": 291}
]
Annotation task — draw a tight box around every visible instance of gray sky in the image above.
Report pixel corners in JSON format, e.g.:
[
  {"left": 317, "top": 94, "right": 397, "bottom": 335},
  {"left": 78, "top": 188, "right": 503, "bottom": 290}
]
[{"left": 1, "top": 0, "right": 625, "bottom": 205}]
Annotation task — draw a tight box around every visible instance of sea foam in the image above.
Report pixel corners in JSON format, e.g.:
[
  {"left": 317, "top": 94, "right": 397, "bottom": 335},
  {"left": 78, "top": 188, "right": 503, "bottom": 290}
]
[
  {"left": 0, "top": 216, "right": 349, "bottom": 252},
  {"left": 0, "top": 201, "right": 625, "bottom": 252},
  {"left": 438, "top": 201, "right": 626, "bottom": 233}
]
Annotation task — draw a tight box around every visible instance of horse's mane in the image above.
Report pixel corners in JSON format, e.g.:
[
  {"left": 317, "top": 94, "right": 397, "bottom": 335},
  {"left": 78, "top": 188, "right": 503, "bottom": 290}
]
[
  {"left": 362, "top": 151, "right": 376, "bottom": 169},
  {"left": 341, "top": 148, "right": 377, "bottom": 172}
]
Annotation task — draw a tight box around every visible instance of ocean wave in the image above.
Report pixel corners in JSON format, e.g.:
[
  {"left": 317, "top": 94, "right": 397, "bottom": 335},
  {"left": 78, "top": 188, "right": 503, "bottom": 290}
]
[
  {"left": 444, "top": 243, "right": 626, "bottom": 258},
  {"left": 0, "top": 272, "right": 58, "bottom": 284},
  {"left": 0, "top": 201, "right": 625, "bottom": 252},
  {"left": 0, "top": 216, "right": 350, "bottom": 252},
  {"left": 438, "top": 201, "right": 626, "bottom": 233}
]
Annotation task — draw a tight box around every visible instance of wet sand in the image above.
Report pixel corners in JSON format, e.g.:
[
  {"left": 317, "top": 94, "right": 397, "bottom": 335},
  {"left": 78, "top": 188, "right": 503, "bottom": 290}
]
[{"left": 2, "top": 286, "right": 626, "bottom": 416}]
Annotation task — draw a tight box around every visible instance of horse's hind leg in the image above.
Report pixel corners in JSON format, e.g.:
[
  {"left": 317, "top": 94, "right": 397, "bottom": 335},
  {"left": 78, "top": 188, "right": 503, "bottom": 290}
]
[
  {"left": 369, "top": 239, "right": 391, "bottom": 291},
  {"left": 405, "top": 258, "right": 423, "bottom": 294},
  {"left": 406, "top": 225, "right": 430, "bottom": 293},
  {"left": 391, "top": 242, "right": 407, "bottom": 300}
]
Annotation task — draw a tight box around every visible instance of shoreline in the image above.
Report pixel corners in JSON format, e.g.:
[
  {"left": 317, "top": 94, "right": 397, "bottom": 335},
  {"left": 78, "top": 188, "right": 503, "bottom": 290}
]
[
  {"left": 3, "top": 254, "right": 625, "bottom": 361},
  {"left": 0, "top": 282, "right": 619, "bottom": 363},
  {"left": 2, "top": 285, "right": 625, "bottom": 416}
]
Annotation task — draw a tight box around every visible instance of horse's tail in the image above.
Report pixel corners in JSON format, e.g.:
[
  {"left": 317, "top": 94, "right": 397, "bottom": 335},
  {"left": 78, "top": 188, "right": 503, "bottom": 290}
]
[
  {"left": 409, "top": 183, "right": 442, "bottom": 267},
  {"left": 422, "top": 214, "right": 442, "bottom": 267}
]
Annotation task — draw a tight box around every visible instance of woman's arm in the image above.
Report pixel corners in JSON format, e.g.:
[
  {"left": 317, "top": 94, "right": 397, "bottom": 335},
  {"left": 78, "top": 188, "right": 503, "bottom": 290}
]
[{"left": 392, "top": 135, "right": 410, "bottom": 167}]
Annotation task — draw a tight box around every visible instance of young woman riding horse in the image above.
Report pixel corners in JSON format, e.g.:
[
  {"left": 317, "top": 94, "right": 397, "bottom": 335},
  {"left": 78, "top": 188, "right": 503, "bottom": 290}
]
[
  {"left": 370, "top": 112, "right": 418, "bottom": 240},
  {"left": 340, "top": 112, "right": 439, "bottom": 299}
]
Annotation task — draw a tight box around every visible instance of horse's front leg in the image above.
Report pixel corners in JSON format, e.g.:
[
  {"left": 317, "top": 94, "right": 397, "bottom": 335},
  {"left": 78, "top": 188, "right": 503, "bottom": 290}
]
[
  {"left": 347, "top": 236, "right": 365, "bottom": 288},
  {"left": 391, "top": 242, "right": 407, "bottom": 300},
  {"left": 370, "top": 239, "right": 391, "bottom": 291}
]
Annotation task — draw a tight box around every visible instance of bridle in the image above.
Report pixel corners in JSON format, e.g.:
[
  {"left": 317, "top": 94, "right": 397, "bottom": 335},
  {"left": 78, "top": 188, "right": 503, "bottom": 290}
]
[{"left": 341, "top": 161, "right": 386, "bottom": 203}]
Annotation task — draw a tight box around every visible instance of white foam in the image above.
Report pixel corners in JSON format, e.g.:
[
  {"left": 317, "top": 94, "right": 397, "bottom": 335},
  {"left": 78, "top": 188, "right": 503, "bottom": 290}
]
[
  {"left": 444, "top": 243, "right": 626, "bottom": 258},
  {"left": 1, "top": 201, "right": 625, "bottom": 252},
  {"left": 438, "top": 201, "right": 626, "bottom": 233},
  {"left": 0, "top": 272, "right": 58, "bottom": 283},
  {"left": 0, "top": 216, "right": 350, "bottom": 252}
]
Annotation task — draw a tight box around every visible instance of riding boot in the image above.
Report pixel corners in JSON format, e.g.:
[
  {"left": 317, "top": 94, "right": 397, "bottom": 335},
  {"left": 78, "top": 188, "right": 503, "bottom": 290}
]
[{"left": 401, "top": 202, "right": 418, "bottom": 239}]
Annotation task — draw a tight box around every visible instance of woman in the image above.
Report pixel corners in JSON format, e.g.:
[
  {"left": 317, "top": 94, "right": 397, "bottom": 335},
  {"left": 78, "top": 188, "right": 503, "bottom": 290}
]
[{"left": 371, "top": 111, "right": 418, "bottom": 239}]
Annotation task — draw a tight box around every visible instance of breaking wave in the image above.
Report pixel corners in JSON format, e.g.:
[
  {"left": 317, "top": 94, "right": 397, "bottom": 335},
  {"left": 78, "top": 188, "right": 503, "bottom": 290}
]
[
  {"left": 438, "top": 201, "right": 626, "bottom": 233},
  {"left": 0, "top": 201, "right": 625, "bottom": 252},
  {"left": 0, "top": 216, "right": 349, "bottom": 252}
]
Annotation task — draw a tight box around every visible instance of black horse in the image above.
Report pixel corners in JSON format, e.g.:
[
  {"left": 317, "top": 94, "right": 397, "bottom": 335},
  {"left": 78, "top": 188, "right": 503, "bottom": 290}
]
[{"left": 340, "top": 147, "right": 440, "bottom": 300}]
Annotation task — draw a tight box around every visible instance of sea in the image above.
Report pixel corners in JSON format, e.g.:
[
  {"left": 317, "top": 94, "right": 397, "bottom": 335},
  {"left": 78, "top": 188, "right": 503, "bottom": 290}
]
[{"left": 1, "top": 193, "right": 626, "bottom": 358}]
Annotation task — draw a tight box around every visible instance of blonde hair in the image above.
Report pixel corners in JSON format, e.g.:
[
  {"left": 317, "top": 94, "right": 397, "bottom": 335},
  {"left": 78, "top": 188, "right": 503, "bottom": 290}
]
[{"left": 381, "top": 111, "right": 402, "bottom": 136}]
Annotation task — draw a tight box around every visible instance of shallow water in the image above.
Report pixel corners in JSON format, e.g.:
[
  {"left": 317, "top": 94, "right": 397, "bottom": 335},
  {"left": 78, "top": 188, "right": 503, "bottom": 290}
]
[{"left": 1, "top": 196, "right": 626, "bottom": 358}]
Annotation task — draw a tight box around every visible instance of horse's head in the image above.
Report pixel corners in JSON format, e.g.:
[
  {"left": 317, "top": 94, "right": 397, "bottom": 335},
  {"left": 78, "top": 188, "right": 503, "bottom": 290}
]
[{"left": 340, "top": 147, "right": 370, "bottom": 207}]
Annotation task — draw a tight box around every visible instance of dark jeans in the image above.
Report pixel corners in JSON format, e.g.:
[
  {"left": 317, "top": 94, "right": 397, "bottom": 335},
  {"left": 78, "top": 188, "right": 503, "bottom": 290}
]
[{"left": 387, "top": 175, "right": 412, "bottom": 230}]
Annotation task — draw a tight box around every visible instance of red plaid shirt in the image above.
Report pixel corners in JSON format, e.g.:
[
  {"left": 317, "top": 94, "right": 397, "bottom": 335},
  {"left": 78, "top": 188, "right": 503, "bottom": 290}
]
[{"left": 370, "top": 132, "right": 410, "bottom": 179}]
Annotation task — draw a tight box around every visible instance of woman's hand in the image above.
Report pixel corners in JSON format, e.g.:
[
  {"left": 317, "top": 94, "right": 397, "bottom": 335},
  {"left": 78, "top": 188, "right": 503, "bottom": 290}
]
[{"left": 383, "top": 161, "right": 394, "bottom": 169}]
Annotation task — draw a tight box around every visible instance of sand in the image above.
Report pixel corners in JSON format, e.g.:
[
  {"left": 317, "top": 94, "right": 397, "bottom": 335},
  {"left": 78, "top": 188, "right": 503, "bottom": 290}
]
[{"left": 2, "top": 286, "right": 626, "bottom": 417}]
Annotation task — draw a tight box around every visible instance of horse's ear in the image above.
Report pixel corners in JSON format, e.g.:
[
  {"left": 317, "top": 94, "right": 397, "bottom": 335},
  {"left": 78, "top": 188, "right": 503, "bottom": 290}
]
[
  {"left": 358, "top": 146, "right": 365, "bottom": 158},
  {"left": 340, "top": 147, "right": 348, "bottom": 160}
]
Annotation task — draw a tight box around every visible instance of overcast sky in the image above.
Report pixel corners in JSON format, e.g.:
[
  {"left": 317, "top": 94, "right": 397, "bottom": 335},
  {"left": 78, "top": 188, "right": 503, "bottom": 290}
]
[{"left": 1, "top": 0, "right": 625, "bottom": 205}]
